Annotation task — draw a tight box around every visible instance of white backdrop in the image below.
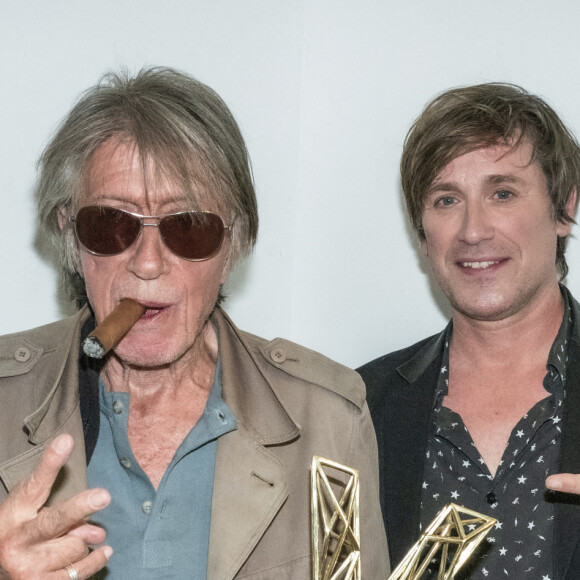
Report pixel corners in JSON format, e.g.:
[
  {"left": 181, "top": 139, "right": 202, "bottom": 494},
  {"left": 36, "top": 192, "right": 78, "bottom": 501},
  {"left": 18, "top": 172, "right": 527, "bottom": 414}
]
[{"left": 2, "top": 0, "right": 579, "bottom": 368}]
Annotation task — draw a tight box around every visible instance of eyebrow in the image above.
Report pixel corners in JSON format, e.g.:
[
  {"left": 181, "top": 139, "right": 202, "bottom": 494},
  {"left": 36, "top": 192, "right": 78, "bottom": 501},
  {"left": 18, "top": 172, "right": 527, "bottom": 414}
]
[{"left": 427, "top": 173, "right": 522, "bottom": 195}]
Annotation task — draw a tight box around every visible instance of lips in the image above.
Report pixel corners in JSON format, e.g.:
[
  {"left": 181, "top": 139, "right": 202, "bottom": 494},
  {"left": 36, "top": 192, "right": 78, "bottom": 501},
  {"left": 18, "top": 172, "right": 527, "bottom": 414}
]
[{"left": 124, "top": 300, "right": 171, "bottom": 320}]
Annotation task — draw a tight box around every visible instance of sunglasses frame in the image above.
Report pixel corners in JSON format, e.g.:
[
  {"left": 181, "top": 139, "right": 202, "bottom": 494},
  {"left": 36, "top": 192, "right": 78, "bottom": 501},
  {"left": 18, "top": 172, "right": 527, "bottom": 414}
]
[{"left": 69, "top": 205, "right": 232, "bottom": 261}]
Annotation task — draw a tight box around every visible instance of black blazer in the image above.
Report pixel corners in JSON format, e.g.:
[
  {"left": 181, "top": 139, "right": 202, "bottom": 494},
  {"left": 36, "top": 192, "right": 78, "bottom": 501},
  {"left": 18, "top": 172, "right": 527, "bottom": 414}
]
[{"left": 359, "top": 287, "right": 580, "bottom": 580}]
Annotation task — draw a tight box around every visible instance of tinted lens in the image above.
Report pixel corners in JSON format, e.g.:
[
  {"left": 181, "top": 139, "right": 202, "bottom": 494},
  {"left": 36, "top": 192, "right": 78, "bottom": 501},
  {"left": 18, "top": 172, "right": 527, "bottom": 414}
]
[
  {"left": 74, "top": 206, "right": 141, "bottom": 256},
  {"left": 159, "top": 212, "right": 225, "bottom": 260}
]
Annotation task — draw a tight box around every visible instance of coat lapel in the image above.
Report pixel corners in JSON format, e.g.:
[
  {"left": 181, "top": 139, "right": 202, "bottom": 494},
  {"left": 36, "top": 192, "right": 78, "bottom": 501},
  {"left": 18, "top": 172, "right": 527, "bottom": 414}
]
[
  {"left": 207, "top": 309, "right": 298, "bottom": 579},
  {"left": 208, "top": 426, "right": 288, "bottom": 579},
  {"left": 0, "top": 308, "right": 89, "bottom": 504}
]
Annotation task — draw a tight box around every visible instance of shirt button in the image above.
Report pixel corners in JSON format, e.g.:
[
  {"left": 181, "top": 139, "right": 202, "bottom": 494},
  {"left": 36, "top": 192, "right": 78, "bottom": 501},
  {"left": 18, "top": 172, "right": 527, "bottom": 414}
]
[
  {"left": 486, "top": 492, "right": 496, "bottom": 504},
  {"left": 113, "top": 400, "right": 124, "bottom": 414},
  {"left": 142, "top": 500, "right": 153, "bottom": 515},
  {"left": 270, "top": 348, "right": 287, "bottom": 363},
  {"left": 14, "top": 347, "right": 31, "bottom": 362},
  {"left": 119, "top": 457, "right": 131, "bottom": 469}
]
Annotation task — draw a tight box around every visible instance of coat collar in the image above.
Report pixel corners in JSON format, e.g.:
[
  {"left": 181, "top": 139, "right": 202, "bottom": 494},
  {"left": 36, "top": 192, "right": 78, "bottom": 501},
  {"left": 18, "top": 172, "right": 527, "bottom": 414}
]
[{"left": 212, "top": 306, "right": 300, "bottom": 445}]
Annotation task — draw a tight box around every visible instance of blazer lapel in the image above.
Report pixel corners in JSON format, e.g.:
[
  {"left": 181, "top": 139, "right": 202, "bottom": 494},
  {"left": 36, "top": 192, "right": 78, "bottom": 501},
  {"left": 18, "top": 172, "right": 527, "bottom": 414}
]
[
  {"left": 384, "top": 331, "right": 446, "bottom": 566},
  {"left": 554, "top": 291, "right": 580, "bottom": 580}
]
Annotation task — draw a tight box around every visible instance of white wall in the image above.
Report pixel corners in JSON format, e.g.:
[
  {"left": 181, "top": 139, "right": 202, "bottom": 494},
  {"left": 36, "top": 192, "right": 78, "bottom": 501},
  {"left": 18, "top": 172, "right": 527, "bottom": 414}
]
[{"left": 2, "top": 0, "right": 579, "bottom": 368}]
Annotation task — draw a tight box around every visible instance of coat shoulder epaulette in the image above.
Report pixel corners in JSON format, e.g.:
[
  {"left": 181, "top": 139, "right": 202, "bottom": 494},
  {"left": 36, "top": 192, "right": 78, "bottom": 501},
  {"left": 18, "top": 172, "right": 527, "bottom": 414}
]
[
  {"left": 241, "top": 330, "right": 366, "bottom": 410},
  {"left": 0, "top": 317, "right": 77, "bottom": 379}
]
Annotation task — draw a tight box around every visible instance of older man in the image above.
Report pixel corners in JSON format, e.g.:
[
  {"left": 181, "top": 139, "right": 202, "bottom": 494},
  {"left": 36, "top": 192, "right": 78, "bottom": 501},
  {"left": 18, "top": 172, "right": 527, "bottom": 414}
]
[
  {"left": 0, "top": 68, "right": 388, "bottom": 579},
  {"left": 359, "top": 83, "right": 580, "bottom": 579}
]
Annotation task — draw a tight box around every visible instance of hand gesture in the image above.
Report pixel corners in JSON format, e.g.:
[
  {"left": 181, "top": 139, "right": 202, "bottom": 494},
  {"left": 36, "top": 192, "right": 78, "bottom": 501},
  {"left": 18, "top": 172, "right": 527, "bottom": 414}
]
[{"left": 0, "top": 434, "right": 112, "bottom": 579}]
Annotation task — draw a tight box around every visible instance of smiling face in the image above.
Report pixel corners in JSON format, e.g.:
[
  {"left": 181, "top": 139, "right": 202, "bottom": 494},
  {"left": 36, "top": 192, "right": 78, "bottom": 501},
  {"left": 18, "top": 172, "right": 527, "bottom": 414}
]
[
  {"left": 421, "top": 140, "right": 573, "bottom": 323},
  {"left": 76, "top": 138, "right": 230, "bottom": 368}
]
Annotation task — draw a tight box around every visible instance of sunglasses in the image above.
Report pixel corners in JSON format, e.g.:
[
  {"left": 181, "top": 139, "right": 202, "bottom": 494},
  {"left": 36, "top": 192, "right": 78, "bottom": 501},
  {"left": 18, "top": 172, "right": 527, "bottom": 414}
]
[{"left": 70, "top": 205, "right": 231, "bottom": 261}]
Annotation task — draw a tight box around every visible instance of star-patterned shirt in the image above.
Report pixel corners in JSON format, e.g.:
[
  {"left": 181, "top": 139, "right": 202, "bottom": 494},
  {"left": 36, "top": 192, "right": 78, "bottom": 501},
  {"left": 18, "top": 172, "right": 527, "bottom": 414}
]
[{"left": 420, "top": 293, "right": 572, "bottom": 579}]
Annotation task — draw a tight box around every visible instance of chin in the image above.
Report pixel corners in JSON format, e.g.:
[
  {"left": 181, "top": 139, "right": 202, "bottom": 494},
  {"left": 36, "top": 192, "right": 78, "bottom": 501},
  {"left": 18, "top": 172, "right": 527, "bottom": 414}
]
[
  {"left": 450, "top": 292, "right": 521, "bottom": 322},
  {"left": 112, "top": 339, "right": 185, "bottom": 368}
]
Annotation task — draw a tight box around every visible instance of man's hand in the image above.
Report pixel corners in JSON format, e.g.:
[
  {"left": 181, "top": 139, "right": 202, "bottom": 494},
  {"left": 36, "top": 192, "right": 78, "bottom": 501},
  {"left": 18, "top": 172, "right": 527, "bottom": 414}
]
[
  {"left": 546, "top": 473, "right": 580, "bottom": 495},
  {"left": 0, "top": 434, "right": 112, "bottom": 579}
]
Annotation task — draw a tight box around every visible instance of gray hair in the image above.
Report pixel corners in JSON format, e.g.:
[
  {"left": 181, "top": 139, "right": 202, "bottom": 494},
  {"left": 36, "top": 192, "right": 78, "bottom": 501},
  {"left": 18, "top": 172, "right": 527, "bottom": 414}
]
[{"left": 36, "top": 66, "right": 258, "bottom": 306}]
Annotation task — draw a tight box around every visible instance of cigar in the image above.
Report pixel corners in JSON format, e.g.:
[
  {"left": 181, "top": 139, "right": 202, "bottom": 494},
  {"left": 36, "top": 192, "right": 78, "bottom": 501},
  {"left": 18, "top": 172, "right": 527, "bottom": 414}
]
[{"left": 83, "top": 299, "right": 146, "bottom": 359}]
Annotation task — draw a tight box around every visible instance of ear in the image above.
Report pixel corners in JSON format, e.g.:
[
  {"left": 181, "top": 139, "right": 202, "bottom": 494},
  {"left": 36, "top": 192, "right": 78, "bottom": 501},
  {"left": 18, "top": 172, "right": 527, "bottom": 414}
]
[
  {"left": 57, "top": 206, "right": 69, "bottom": 231},
  {"left": 556, "top": 189, "right": 578, "bottom": 237},
  {"left": 420, "top": 236, "right": 429, "bottom": 257}
]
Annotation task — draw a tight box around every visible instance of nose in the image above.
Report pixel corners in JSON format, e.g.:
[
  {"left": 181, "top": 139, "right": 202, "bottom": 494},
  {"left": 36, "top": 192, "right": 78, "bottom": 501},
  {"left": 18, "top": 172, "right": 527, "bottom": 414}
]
[
  {"left": 457, "top": 201, "right": 494, "bottom": 245},
  {"left": 126, "top": 222, "right": 170, "bottom": 280}
]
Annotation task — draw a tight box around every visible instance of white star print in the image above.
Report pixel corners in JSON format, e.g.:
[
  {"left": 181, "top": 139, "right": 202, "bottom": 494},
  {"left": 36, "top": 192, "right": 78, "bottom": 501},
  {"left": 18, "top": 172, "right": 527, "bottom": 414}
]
[
  {"left": 495, "top": 521, "right": 503, "bottom": 529},
  {"left": 499, "top": 547, "right": 507, "bottom": 555},
  {"left": 451, "top": 490, "right": 459, "bottom": 499},
  {"left": 515, "top": 554, "right": 522, "bottom": 561},
  {"left": 441, "top": 366, "right": 447, "bottom": 373},
  {"left": 462, "top": 460, "right": 470, "bottom": 468},
  {"left": 518, "top": 475, "right": 527, "bottom": 484},
  {"left": 516, "top": 430, "right": 525, "bottom": 438},
  {"left": 528, "top": 521, "right": 535, "bottom": 530},
  {"left": 537, "top": 456, "right": 544, "bottom": 463},
  {"left": 552, "top": 416, "right": 561, "bottom": 424},
  {"left": 422, "top": 481, "right": 428, "bottom": 489},
  {"left": 543, "top": 575, "right": 551, "bottom": 580},
  {"left": 534, "top": 550, "right": 541, "bottom": 556},
  {"left": 482, "top": 568, "right": 489, "bottom": 576}
]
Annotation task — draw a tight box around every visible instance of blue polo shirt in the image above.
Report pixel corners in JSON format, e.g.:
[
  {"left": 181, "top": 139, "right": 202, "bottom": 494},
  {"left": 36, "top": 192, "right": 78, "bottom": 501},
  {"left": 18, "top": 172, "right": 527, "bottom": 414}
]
[{"left": 87, "top": 360, "right": 236, "bottom": 579}]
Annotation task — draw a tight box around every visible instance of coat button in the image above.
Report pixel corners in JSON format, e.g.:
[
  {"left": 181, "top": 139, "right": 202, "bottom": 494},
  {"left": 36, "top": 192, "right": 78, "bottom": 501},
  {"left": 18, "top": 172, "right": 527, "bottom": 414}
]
[
  {"left": 270, "top": 348, "right": 286, "bottom": 363},
  {"left": 14, "top": 347, "right": 31, "bottom": 362},
  {"left": 486, "top": 492, "right": 496, "bottom": 504}
]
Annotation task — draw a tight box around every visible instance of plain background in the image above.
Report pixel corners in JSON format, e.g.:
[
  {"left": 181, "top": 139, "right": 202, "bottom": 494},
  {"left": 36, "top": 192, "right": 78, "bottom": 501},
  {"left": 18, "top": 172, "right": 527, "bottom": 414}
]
[{"left": 2, "top": 0, "right": 579, "bottom": 368}]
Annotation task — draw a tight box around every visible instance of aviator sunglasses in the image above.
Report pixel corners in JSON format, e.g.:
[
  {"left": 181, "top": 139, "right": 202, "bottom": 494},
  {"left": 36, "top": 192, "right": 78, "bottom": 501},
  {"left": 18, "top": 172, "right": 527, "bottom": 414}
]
[{"left": 70, "top": 205, "right": 231, "bottom": 261}]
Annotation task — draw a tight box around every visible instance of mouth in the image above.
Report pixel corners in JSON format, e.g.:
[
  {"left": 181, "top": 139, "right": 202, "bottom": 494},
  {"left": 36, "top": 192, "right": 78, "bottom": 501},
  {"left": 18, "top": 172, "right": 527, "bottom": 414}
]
[
  {"left": 459, "top": 260, "right": 502, "bottom": 270},
  {"left": 127, "top": 301, "right": 171, "bottom": 320}
]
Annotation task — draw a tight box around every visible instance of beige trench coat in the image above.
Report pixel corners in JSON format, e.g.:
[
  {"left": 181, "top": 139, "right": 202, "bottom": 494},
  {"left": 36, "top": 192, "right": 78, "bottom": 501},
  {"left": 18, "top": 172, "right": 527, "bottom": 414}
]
[{"left": 0, "top": 306, "right": 389, "bottom": 579}]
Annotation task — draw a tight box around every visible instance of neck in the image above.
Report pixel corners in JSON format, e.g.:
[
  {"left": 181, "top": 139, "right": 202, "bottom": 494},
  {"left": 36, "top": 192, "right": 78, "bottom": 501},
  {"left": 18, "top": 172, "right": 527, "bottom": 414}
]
[{"left": 450, "top": 283, "right": 564, "bottom": 368}]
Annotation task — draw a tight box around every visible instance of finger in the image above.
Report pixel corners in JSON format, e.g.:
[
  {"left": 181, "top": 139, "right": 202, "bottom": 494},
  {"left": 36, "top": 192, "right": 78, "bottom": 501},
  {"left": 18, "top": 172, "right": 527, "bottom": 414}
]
[
  {"left": 55, "top": 545, "right": 113, "bottom": 580},
  {"left": 546, "top": 473, "right": 580, "bottom": 494},
  {"left": 9, "top": 434, "right": 74, "bottom": 515},
  {"left": 27, "top": 488, "right": 110, "bottom": 542},
  {"left": 67, "top": 522, "right": 107, "bottom": 545}
]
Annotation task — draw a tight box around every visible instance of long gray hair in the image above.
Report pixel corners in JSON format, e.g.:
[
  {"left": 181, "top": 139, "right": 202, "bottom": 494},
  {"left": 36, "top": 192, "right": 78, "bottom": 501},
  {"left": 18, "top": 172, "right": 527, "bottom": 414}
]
[{"left": 36, "top": 67, "right": 258, "bottom": 306}]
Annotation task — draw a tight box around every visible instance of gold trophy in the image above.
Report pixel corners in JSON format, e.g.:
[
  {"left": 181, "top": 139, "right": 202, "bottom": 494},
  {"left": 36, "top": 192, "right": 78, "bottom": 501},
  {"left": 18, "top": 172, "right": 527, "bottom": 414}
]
[
  {"left": 311, "top": 456, "right": 495, "bottom": 580},
  {"left": 388, "top": 503, "right": 496, "bottom": 580},
  {"left": 311, "top": 456, "right": 361, "bottom": 580}
]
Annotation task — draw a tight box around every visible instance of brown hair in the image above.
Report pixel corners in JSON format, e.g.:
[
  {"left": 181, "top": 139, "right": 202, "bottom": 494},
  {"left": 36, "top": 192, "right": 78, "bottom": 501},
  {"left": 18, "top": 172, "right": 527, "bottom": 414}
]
[{"left": 401, "top": 82, "right": 580, "bottom": 278}]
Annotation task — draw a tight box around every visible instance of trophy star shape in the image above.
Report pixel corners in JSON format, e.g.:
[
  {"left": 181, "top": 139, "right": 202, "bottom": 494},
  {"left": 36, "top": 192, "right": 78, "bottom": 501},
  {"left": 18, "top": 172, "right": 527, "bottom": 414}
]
[
  {"left": 388, "top": 503, "right": 497, "bottom": 580},
  {"left": 311, "top": 456, "right": 361, "bottom": 580}
]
